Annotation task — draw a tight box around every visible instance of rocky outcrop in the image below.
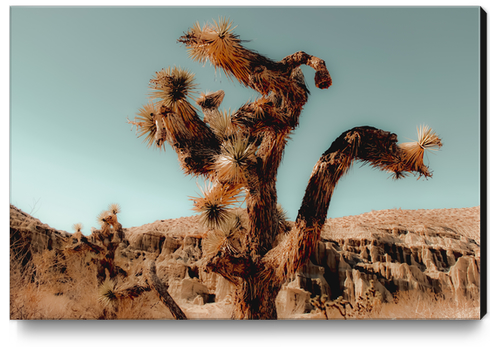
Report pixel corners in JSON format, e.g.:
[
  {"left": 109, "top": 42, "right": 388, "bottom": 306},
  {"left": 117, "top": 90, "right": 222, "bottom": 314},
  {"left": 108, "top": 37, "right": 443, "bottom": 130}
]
[
  {"left": 120, "top": 206, "right": 480, "bottom": 317},
  {"left": 10, "top": 205, "right": 70, "bottom": 267},
  {"left": 10, "top": 205, "right": 480, "bottom": 318},
  {"left": 292, "top": 207, "right": 481, "bottom": 313}
]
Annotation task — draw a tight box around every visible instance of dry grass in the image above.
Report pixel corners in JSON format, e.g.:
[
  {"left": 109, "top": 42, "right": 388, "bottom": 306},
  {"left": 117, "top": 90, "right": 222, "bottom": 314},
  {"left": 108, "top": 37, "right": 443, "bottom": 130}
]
[
  {"left": 10, "top": 249, "right": 104, "bottom": 319},
  {"left": 372, "top": 290, "right": 480, "bottom": 320},
  {"left": 302, "top": 289, "right": 479, "bottom": 320},
  {"left": 10, "top": 245, "right": 174, "bottom": 320}
]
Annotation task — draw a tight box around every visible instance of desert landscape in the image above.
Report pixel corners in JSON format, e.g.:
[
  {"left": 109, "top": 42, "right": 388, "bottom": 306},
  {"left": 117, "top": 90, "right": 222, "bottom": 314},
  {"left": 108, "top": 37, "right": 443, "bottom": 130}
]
[
  {"left": 10, "top": 204, "right": 481, "bottom": 320},
  {"left": 10, "top": 9, "right": 483, "bottom": 324}
]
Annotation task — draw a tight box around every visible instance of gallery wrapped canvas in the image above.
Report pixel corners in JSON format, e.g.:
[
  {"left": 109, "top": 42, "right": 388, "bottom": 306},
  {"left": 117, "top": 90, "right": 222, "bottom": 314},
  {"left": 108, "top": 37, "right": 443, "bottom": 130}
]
[{"left": 10, "top": 6, "right": 484, "bottom": 321}]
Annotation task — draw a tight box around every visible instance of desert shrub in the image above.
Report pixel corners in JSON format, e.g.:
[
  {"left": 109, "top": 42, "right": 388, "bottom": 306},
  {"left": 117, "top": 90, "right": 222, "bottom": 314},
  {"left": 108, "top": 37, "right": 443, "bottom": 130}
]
[
  {"left": 371, "top": 289, "right": 480, "bottom": 320},
  {"left": 311, "top": 294, "right": 353, "bottom": 320},
  {"left": 10, "top": 246, "right": 105, "bottom": 319},
  {"left": 10, "top": 235, "right": 176, "bottom": 319},
  {"left": 310, "top": 280, "right": 381, "bottom": 320},
  {"left": 309, "top": 286, "right": 479, "bottom": 320}
]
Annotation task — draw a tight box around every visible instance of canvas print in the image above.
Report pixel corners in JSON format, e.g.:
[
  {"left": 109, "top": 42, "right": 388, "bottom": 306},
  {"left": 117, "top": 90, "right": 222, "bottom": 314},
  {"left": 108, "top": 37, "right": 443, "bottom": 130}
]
[{"left": 10, "top": 6, "right": 483, "bottom": 320}]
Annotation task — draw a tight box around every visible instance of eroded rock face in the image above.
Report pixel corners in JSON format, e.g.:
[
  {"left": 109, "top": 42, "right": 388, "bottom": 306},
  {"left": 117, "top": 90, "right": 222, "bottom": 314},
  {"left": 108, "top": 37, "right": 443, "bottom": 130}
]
[
  {"left": 11, "top": 205, "right": 480, "bottom": 318},
  {"left": 120, "top": 207, "right": 480, "bottom": 317},
  {"left": 291, "top": 208, "right": 481, "bottom": 313},
  {"left": 10, "top": 205, "right": 70, "bottom": 266},
  {"left": 129, "top": 231, "right": 166, "bottom": 254}
]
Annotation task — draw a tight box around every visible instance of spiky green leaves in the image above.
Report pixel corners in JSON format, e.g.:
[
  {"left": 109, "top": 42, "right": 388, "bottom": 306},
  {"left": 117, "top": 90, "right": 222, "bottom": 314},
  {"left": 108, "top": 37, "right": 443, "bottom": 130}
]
[
  {"left": 149, "top": 67, "right": 197, "bottom": 122},
  {"left": 191, "top": 182, "right": 243, "bottom": 230},
  {"left": 214, "top": 135, "right": 257, "bottom": 184}
]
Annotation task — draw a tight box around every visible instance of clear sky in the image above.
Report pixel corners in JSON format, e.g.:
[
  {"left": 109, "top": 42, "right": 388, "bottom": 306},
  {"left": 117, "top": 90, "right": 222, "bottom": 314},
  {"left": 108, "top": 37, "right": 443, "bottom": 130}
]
[{"left": 10, "top": 6, "right": 481, "bottom": 235}]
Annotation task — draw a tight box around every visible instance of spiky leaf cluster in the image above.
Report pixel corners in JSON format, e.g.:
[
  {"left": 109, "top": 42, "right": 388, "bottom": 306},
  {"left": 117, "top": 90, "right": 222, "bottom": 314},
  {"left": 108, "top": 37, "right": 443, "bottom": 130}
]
[
  {"left": 96, "top": 210, "right": 111, "bottom": 227},
  {"left": 208, "top": 109, "right": 235, "bottom": 141},
  {"left": 191, "top": 182, "right": 243, "bottom": 230},
  {"left": 108, "top": 203, "right": 121, "bottom": 215},
  {"left": 96, "top": 203, "right": 121, "bottom": 231},
  {"left": 72, "top": 223, "right": 83, "bottom": 233},
  {"left": 98, "top": 279, "right": 119, "bottom": 308},
  {"left": 178, "top": 18, "right": 251, "bottom": 85},
  {"left": 131, "top": 103, "right": 161, "bottom": 148},
  {"left": 275, "top": 204, "right": 291, "bottom": 233},
  {"left": 202, "top": 211, "right": 242, "bottom": 257},
  {"left": 214, "top": 135, "right": 257, "bottom": 184},
  {"left": 149, "top": 66, "right": 197, "bottom": 121},
  {"left": 399, "top": 125, "right": 442, "bottom": 172}
]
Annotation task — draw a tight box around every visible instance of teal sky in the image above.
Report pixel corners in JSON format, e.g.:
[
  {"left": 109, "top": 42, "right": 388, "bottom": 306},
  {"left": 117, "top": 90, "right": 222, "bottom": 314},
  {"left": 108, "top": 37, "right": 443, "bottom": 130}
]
[{"left": 10, "top": 7, "right": 481, "bottom": 235}]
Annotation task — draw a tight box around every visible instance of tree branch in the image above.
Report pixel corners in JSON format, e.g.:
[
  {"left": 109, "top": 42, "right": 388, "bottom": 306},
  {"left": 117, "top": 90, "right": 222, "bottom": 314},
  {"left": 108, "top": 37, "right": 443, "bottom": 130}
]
[
  {"left": 263, "top": 126, "right": 440, "bottom": 282},
  {"left": 280, "top": 51, "right": 332, "bottom": 89},
  {"left": 148, "top": 261, "right": 187, "bottom": 320},
  {"left": 205, "top": 250, "right": 254, "bottom": 285}
]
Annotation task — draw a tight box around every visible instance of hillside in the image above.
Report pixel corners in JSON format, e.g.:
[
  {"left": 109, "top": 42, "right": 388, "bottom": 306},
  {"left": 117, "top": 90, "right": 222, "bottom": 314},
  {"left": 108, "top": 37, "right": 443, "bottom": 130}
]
[
  {"left": 10, "top": 205, "right": 481, "bottom": 319},
  {"left": 324, "top": 207, "right": 480, "bottom": 244}
]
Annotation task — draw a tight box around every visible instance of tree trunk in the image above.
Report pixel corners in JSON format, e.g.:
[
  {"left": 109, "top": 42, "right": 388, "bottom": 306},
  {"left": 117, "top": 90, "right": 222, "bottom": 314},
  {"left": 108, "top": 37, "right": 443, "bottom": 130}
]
[
  {"left": 149, "top": 261, "right": 187, "bottom": 320},
  {"left": 232, "top": 277, "right": 281, "bottom": 319},
  {"left": 136, "top": 21, "right": 441, "bottom": 320}
]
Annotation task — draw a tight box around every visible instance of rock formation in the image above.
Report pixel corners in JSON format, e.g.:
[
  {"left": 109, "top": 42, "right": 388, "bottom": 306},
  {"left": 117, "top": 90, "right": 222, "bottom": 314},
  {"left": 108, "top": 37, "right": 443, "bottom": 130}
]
[{"left": 10, "top": 204, "right": 480, "bottom": 319}]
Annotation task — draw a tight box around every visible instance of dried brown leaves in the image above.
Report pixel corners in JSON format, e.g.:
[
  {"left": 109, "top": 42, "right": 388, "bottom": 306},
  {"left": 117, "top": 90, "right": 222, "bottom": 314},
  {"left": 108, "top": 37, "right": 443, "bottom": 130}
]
[
  {"left": 191, "top": 182, "right": 243, "bottom": 230},
  {"left": 178, "top": 18, "right": 251, "bottom": 85},
  {"left": 399, "top": 125, "right": 442, "bottom": 173},
  {"left": 149, "top": 67, "right": 198, "bottom": 122},
  {"left": 214, "top": 135, "right": 257, "bottom": 185},
  {"left": 129, "top": 103, "right": 161, "bottom": 148}
]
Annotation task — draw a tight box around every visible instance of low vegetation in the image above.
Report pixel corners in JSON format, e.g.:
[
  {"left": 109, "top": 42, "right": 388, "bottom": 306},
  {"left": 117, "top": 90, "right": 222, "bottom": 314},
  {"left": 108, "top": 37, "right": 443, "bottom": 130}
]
[
  {"left": 307, "top": 279, "right": 479, "bottom": 320},
  {"left": 10, "top": 204, "right": 480, "bottom": 320},
  {"left": 10, "top": 203, "right": 177, "bottom": 320}
]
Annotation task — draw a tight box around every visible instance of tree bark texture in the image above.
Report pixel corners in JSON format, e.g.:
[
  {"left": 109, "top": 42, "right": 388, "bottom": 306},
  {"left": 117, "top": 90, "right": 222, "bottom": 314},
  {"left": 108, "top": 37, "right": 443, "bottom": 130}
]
[
  {"left": 135, "top": 21, "right": 437, "bottom": 319},
  {"left": 149, "top": 261, "right": 187, "bottom": 320}
]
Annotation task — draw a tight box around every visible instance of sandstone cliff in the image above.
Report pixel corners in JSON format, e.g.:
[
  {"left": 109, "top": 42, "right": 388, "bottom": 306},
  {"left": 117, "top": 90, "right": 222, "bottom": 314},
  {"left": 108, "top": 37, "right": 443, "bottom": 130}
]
[{"left": 10, "top": 205, "right": 480, "bottom": 319}]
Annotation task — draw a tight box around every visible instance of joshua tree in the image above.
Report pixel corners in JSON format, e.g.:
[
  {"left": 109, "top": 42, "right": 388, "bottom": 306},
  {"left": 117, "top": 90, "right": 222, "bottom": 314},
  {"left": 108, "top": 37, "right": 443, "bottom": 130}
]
[
  {"left": 71, "top": 223, "right": 83, "bottom": 243},
  {"left": 129, "top": 18, "right": 442, "bottom": 319},
  {"left": 89, "top": 203, "right": 128, "bottom": 282}
]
